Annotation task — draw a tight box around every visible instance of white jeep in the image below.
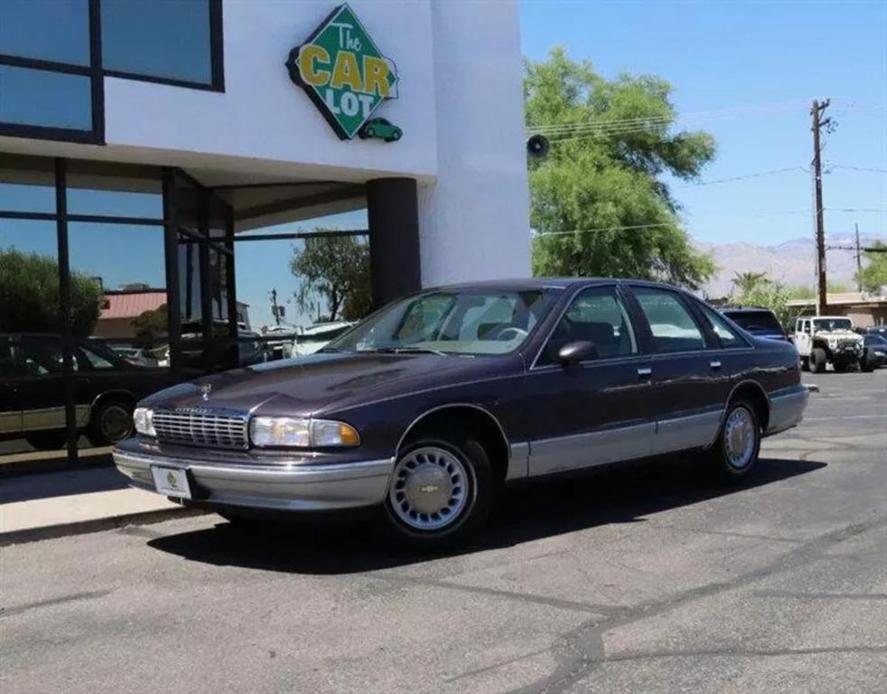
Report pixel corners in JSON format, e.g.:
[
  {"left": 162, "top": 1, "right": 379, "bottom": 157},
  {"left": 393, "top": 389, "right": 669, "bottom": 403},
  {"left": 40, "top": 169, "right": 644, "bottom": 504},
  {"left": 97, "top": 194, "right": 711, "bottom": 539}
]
[{"left": 793, "top": 316, "right": 869, "bottom": 373}]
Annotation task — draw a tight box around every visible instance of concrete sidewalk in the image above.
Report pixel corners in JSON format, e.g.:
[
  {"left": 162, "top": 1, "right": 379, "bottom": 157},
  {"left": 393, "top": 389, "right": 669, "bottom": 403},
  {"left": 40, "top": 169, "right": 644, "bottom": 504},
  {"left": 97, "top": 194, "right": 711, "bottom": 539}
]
[{"left": 0, "top": 465, "right": 202, "bottom": 546}]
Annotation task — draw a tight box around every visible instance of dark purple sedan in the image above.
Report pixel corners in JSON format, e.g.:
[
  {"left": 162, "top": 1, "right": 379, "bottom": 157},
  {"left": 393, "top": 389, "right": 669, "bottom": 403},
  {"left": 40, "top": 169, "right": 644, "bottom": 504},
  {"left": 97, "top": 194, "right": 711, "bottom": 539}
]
[{"left": 113, "top": 279, "right": 808, "bottom": 548}]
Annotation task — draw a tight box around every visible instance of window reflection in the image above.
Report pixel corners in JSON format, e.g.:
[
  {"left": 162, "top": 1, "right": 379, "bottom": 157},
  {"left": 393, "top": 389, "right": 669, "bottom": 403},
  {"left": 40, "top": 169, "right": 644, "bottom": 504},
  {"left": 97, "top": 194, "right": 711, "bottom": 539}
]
[
  {"left": 0, "top": 65, "right": 92, "bottom": 131},
  {"left": 0, "top": 0, "right": 90, "bottom": 66},
  {"left": 101, "top": 0, "right": 213, "bottom": 85}
]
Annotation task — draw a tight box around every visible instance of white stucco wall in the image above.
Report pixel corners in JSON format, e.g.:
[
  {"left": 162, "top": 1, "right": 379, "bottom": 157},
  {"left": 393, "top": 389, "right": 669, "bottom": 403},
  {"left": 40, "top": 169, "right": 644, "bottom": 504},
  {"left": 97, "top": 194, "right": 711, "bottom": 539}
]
[
  {"left": 103, "top": 0, "right": 439, "bottom": 181},
  {"left": 0, "top": 0, "right": 532, "bottom": 284},
  {"left": 417, "top": 1, "right": 531, "bottom": 285}
]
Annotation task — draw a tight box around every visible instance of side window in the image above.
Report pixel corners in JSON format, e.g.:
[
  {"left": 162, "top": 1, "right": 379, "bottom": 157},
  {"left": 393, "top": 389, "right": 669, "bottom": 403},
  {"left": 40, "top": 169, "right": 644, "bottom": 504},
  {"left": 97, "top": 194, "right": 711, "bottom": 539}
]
[
  {"left": 803, "top": 321, "right": 811, "bottom": 334},
  {"left": 539, "top": 287, "right": 636, "bottom": 365},
  {"left": 78, "top": 345, "right": 116, "bottom": 370},
  {"left": 701, "top": 307, "right": 746, "bottom": 349},
  {"left": 633, "top": 287, "right": 705, "bottom": 353}
]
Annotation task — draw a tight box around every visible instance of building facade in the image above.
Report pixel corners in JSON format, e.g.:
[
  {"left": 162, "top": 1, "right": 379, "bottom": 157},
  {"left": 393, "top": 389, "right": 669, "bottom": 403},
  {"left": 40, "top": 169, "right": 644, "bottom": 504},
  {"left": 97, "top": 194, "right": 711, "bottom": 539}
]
[{"left": 0, "top": 0, "right": 530, "bottom": 461}]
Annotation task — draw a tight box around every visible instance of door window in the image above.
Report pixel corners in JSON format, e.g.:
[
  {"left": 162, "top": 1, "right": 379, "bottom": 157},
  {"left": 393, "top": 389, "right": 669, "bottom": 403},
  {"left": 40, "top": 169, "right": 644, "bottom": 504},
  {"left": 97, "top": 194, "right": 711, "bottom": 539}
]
[
  {"left": 633, "top": 287, "right": 705, "bottom": 353},
  {"left": 539, "top": 287, "right": 636, "bottom": 365},
  {"left": 700, "top": 307, "right": 747, "bottom": 349}
]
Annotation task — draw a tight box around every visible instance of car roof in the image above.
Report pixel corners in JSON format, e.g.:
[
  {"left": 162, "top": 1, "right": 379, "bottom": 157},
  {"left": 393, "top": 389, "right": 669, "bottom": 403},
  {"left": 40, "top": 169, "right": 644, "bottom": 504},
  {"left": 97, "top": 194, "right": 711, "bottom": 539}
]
[
  {"left": 720, "top": 307, "right": 776, "bottom": 314},
  {"left": 421, "top": 277, "right": 687, "bottom": 293}
]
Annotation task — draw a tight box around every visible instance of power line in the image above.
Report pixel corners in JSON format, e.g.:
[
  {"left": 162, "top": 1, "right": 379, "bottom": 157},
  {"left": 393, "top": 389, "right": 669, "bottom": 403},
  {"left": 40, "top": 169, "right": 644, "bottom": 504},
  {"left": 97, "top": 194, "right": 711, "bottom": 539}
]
[
  {"left": 534, "top": 222, "right": 673, "bottom": 237},
  {"left": 829, "top": 164, "right": 887, "bottom": 174},
  {"left": 526, "top": 98, "right": 812, "bottom": 136},
  {"left": 676, "top": 166, "right": 808, "bottom": 188}
]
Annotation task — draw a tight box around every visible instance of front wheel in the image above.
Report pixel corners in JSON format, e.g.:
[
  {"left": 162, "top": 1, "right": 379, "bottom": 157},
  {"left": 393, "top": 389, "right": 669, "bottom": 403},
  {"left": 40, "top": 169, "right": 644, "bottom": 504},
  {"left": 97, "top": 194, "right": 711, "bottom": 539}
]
[
  {"left": 707, "top": 401, "right": 761, "bottom": 481},
  {"left": 384, "top": 437, "right": 493, "bottom": 549},
  {"left": 810, "top": 347, "right": 827, "bottom": 373}
]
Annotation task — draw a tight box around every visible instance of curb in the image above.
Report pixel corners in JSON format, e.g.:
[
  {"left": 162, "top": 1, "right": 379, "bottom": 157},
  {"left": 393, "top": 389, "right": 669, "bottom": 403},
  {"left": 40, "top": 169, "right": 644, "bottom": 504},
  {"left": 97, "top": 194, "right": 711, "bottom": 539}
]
[{"left": 0, "top": 505, "right": 209, "bottom": 548}]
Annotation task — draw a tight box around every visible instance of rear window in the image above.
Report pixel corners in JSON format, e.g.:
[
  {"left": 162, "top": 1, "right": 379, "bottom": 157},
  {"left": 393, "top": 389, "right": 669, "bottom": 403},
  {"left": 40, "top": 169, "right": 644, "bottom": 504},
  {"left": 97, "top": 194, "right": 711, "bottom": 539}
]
[{"left": 723, "top": 310, "right": 782, "bottom": 333}]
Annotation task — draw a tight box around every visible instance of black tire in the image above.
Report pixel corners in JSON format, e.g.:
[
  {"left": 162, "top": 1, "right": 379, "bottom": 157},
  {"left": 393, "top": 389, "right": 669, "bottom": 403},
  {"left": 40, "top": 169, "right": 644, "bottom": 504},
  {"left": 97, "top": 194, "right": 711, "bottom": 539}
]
[
  {"left": 88, "top": 399, "right": 134, "bottom": 446},
  {"left": 707, "top": 400, "right": 761, "bottom": 481},
  {"left": 800, "top": 357, "right": 809, "bottom": 372},
  {"left": 861, "top": 357, "right": 875, "bottom": 373},
  {"left": 384, "top": 436, "right": 493, "bottom": 549},
  {"left": 810, "top": 347, "right": 827, "bottom": 373},
  {"left": 25, "top": 431, "right": 68, "bottom": 450}
]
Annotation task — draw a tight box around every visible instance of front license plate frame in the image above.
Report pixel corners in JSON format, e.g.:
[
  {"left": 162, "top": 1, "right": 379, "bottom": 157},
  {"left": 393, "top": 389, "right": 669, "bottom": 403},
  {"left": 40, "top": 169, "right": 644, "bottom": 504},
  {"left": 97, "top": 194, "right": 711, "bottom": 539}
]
[{"left": 150, "top": 466, "right": 193, "bottom": 500}]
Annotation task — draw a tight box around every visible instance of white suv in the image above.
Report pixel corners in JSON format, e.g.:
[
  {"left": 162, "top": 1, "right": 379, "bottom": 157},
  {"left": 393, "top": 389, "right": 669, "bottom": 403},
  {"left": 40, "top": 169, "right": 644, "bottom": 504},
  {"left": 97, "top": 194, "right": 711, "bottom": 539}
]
[{"left": 793, "top": 316, "right": 868, "bottom": 373}]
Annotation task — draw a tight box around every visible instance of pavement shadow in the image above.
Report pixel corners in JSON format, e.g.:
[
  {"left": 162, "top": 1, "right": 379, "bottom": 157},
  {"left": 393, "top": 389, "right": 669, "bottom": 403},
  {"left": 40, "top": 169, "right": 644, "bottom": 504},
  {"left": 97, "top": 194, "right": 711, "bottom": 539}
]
[{"left": 148, "top": 455, "right": 826, "bottom": 575}]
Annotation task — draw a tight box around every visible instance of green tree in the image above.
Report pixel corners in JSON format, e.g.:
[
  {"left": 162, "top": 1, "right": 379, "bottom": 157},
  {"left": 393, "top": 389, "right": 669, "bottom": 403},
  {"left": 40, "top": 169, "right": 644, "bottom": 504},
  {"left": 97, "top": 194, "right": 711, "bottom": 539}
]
[
  {"left": 0, "top": 249, "right": 102, "bottom": 336},
  {"left": 526, "top": 48, "right": 716, "bottom": 288},
  {"left": 856, "top": 241, "right": 887, "bottom": 292},
  {"left": 131, "top": 304, "right": 168, "bottom": 345},
  {"left": 735, "top": 278, "right": 797, "bottom": 326},
  {"left": 290, "top": 234, "right": 372, "bottom": 322}
]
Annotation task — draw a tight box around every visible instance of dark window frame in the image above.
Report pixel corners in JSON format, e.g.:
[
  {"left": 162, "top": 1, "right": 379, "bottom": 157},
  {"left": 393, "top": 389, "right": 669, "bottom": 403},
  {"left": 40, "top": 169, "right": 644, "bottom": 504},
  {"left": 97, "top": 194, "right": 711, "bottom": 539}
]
[{"left": 0, "top": 0, "right": 223, "bottom": 144}]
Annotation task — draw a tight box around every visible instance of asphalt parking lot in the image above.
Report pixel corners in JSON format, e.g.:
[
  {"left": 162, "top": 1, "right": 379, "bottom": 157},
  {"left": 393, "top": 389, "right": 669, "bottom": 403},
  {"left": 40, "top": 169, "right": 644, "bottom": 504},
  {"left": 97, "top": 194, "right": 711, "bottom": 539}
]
[{"left": 2, "top": 370, "right": 885, "bottom": 693}]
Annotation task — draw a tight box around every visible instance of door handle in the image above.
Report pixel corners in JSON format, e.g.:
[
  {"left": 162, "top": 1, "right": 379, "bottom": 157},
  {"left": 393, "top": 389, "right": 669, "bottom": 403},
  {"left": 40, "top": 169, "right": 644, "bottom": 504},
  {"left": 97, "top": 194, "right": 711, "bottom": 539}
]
[
  {"left": 637, "top": 366, "right": 652, "bottom": 379},
  {"left": 710, "top": 360, "right": 722, "bottom": 370}
]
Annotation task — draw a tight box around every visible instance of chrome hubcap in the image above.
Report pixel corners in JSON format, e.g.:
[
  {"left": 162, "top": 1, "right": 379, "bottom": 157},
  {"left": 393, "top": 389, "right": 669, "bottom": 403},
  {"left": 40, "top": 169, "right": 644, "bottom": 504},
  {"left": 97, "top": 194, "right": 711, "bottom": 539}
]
[
  {"left": 724, "top": 406, "right": 756, "bottom": 469},
  {"left": 389, "top": 447, "right": 468, "bottom": 530}
]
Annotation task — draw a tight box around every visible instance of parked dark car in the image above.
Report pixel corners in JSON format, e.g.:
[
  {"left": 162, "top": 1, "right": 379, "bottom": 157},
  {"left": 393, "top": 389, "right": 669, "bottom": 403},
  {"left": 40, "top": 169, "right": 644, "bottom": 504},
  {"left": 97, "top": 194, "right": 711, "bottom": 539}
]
[
  {"left": 862, "top": 334, "right": 887, "bottom": 369},
  {"left": 1, "top": 334, "right": 172, "bottom": 449},
  {"left": 720, "top": 307, "right": 789, "bottom": 341},
  {"left": 113, "top": 279, "right": 808, "bottom": 548}
]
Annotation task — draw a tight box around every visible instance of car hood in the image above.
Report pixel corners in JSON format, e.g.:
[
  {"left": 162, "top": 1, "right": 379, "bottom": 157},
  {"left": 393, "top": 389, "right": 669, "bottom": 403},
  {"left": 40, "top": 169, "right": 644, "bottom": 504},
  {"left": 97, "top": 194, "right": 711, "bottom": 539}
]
[{"left": 141, "top": 352, "right": 513, "bottom": 416}]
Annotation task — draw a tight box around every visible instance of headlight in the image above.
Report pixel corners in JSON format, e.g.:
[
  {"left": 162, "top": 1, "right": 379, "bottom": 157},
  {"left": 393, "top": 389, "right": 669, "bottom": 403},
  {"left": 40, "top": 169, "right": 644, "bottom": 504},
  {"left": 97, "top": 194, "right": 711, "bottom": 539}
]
[
  {"left": 133, "top": 407, "right": 155, "bottom": 437},
  {"left": 249, "top": 417, "right": 360, "bottom": 448}
]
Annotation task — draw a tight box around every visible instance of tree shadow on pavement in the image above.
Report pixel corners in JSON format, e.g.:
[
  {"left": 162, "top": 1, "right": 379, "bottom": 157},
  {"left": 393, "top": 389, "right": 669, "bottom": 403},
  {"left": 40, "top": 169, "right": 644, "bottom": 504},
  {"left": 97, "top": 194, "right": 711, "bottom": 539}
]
[{"left": 148, "top": 456, "right": 826, "bottom": 575}]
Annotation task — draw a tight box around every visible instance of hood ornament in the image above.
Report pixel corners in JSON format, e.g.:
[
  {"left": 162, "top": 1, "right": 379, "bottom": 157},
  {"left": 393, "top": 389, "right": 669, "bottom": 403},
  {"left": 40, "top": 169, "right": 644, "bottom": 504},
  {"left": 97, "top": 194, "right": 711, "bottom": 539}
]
[{"left": 199, "top": 383, "right": 212, "bottom": 401}]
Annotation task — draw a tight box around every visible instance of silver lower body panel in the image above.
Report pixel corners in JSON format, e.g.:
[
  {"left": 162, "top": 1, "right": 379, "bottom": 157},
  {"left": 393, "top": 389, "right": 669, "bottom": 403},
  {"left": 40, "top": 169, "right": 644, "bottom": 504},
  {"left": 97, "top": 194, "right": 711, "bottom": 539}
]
[
  {"left": 113, "top": 449, "right": 394, "bottom": 512},
  {"left": 766, "top": 385, "right": 809, "bottom": 436}
]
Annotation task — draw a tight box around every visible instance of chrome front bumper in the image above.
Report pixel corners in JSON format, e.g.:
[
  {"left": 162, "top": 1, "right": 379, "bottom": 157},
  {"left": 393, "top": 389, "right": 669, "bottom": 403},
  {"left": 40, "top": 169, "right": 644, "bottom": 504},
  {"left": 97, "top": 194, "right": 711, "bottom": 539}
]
[
  {"left": 113, "top": 446, "right": 395, "bottom": 512},
  {"left": 765, "top": 384, "right": 810, "bottom": 436}
]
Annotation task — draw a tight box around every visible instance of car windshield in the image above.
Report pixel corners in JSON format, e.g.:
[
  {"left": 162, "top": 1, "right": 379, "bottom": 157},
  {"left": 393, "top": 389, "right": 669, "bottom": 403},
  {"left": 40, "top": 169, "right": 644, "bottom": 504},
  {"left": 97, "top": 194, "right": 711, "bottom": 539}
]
[
  {"left": 814, "top": 318, "right": 853, "bottom": 332},
  {"left": 724, "top": 310, "right": 782, "bottom": 332},
  {"left": 323, "top": 289, "right": 556, "bottom": 356}
]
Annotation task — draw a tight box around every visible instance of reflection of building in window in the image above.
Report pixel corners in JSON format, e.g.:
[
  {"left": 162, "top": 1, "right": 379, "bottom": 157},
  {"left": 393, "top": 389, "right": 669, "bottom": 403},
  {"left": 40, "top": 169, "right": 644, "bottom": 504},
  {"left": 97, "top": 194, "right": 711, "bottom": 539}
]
[{"left": 96, "top": 289, "right": 167, "bottom": 339}]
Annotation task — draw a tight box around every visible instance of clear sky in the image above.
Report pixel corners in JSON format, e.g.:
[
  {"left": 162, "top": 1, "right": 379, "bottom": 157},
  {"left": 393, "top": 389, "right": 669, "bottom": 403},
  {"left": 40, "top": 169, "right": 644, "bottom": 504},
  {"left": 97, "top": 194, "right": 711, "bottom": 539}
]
[{"left": 520, "top": 0, "right": 887, "bottom": 247}]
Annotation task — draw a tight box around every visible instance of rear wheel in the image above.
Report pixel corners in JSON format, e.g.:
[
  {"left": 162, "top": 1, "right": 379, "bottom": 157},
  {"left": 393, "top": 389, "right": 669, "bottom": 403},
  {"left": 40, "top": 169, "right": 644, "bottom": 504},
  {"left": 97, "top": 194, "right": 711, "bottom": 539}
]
[
  {"left": 384, "top": 437, "right": 493, "bottom": 549},
  {"left": 707, "top": 400, "right": 761, "bottom": 481},
  {"left": 810, "top": 347, "right": 827, "bottom": 373}
]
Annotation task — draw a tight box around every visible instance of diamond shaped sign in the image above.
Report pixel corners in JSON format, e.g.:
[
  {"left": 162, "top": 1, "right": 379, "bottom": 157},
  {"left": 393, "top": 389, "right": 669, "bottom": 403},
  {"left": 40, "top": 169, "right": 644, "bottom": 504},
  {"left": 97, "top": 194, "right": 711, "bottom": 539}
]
[{"left": 286, "top": 4, "right": 400, "bottom": 141}]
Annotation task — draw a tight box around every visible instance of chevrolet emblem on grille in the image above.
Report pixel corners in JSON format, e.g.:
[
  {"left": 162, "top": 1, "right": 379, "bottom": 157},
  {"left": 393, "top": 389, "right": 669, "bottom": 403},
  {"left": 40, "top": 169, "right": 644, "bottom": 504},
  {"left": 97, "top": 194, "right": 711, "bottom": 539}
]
[{"left": 199, "top": 383, "right": 212, "bottom": 401}]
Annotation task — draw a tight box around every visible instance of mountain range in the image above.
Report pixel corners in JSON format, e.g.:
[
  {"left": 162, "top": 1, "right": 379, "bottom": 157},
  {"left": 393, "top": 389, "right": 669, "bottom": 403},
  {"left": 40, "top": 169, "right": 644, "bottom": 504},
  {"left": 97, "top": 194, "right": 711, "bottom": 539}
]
[{"left": 696, "top": 232, "right": 886, "bottom": 298}]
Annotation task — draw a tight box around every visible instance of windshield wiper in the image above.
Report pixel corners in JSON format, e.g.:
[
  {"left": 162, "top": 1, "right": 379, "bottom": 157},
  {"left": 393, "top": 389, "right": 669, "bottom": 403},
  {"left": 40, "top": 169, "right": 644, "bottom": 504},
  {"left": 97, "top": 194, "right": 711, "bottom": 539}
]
[{"left": 373, "top": 347, "right": 449, "bottom": 357}]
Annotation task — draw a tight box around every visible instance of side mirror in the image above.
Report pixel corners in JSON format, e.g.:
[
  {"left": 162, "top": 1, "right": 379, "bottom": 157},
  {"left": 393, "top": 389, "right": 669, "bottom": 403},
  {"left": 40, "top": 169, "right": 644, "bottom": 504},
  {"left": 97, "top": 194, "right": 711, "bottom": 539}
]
[{"left": 557, "top": 340, "right": 598, "bottom": 367}]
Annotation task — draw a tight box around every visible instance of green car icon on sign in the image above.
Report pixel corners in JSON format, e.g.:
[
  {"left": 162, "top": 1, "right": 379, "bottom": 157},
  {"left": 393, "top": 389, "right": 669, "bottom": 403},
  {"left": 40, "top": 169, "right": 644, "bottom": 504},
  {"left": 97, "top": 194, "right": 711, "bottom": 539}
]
[{"left": 358, "top": 118, "right": 402, "bottom": 142}]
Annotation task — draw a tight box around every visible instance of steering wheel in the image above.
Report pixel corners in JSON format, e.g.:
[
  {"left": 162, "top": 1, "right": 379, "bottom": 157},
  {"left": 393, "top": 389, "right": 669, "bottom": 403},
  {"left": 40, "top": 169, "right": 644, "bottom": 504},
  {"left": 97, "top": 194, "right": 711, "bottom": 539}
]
[{"left": 493, "top": 326, "right": 528, "bottom": 341}]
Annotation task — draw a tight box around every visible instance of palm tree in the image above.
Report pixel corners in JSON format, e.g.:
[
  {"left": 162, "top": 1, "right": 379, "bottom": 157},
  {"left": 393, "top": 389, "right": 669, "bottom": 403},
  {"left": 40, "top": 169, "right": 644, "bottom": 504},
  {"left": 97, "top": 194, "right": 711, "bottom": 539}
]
[{"left": 731, "top": 271, "right": 769, "bottom": 296}]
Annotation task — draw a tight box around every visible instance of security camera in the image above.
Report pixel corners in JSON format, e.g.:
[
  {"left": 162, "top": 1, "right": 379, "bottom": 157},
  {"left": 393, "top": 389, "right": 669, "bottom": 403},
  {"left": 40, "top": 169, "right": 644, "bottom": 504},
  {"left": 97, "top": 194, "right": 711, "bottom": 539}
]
[{"left": 526, "top": 134, "right": 550, "bottom": 158}]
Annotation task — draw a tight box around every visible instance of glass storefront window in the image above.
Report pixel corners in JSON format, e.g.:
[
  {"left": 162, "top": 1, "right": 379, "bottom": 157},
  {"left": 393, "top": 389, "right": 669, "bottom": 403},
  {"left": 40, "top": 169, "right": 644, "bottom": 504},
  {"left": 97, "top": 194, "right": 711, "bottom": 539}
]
[
  {"left": 0, "top": 156, "right": 56, "bottom": 213},
  {"left": 0, "top": 219, "right": 68, "bottom": 454},
  {"left": 101, "top": 0, "right": 213, "bottom": 85},
  {"left": 67, "top": 163, "right": 163, "bottom": 219},
  {"left": 0, "top": 0, "right": 90, "bottom": 66},
  {"left": 0, "top": 65, "right": 92, "bottom": 130}
]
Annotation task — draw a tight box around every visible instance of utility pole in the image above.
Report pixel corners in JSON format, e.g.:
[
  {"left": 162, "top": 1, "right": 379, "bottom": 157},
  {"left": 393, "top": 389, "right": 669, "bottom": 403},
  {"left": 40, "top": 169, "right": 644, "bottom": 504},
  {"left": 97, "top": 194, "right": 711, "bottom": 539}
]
[
  {"left": 270, "top": 288, "right": 281, "bottom": 326},
  {"left": 854, "top": 222, "right": 862, "bottom": 292},
  {"left": 811, "top": 99, "right": 831, "bottom": 314}
]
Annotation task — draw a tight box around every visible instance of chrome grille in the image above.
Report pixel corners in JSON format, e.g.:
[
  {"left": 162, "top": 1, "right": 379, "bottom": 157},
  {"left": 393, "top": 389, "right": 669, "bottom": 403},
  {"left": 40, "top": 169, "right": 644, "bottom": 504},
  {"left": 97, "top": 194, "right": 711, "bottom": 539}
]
[{"left": 152, "top": 409, "right": 249, "bottom": 450}]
